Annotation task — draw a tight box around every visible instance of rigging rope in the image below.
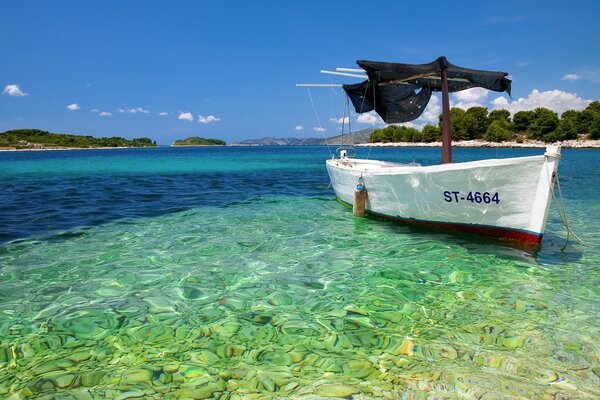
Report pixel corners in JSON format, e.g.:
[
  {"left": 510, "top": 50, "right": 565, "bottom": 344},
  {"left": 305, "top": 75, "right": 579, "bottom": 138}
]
[{"left": 307, "top": 87, "right": 332, "bottom": 157}]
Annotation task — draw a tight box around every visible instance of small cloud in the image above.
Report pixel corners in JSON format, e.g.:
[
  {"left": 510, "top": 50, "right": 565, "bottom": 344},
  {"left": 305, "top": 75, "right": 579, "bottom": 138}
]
[
  {"left": 294, "top": 125, "right": 304, "bottom": 131},
  {"left": 67, "top": 103, "right": 80, "bottom": 111},
  {"left": 313, "top": 127, "right": 326, "bottom": 132},
  {"left": 418, "top": 95, "right": 440, "bottom": 124},
  {"left": 356, "top": 111, "right": 382, "bottom": 125},
  {"left": 330, "top": 116, "right": 350, "bottom": 124},
  {"left": 2, "top": 84, "right": 28, "bottom": 96},
  {"left": 491, "top": 89, "right": 591, "bottom": 115},
  {"left": 91, "top": 108, "right": 99, "bottom": 113},
  {"left": 119, "top": 107, "right": 150, "bottom": 114},
  {"left": 452, "top": 87, "right": 489, "bottom": 109},
  {"left": 158, "top": 112, "right": 169, "bottom": 116},
  {"left": 561, "top": 73, "right": 581, "bottom": 81},
  {"left": 99, "top": 111, "right": 112, "bottom": 117},
  {"left": 178, "top": 112, "right": 194, "bottom": 121},
  {"left": 516, "top": 61, "right": 530, "bottom": 67},
  {"left": 198, "top": 114, "right": 220, "bottom": 124},
  {"left": 481, "top": 15, "right": 526, "bottom": 26}
]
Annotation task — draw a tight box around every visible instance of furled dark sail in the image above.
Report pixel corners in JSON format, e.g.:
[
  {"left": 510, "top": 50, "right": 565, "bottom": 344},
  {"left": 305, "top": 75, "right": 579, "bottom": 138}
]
[{"left": 343, "top": 56, "right": 511, "bottom": 123}]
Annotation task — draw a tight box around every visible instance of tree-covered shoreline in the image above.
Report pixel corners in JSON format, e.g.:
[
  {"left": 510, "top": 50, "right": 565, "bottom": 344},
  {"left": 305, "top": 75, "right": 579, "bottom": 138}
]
[
  {"left": 369, "top": 101, "right": 600, "bottom": 144},
  {"left": 171, "top": 137, "right": 226, "bottom": 146},
  {"left": 0, "top": 129, "right": 156, "bottom": 149}
]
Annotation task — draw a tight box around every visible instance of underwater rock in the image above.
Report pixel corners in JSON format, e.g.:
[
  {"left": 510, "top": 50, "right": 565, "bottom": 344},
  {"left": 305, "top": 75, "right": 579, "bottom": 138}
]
[
  {"left": 502, "top": 336, "right": 526, "bottom": 349},
  {"left": 260, "top": 350, "right": 292, "bottom": 366},
  {"left": 142, "top": 296, "right": 177, "bottom": 314},
  {"left": 315, "top": 384, "right": 359, "bottom": 397},
  {"left": 344, "top": 359, "right": 376, "bottom": 379},
  {"left": 114, "top": 389, "right": 146, "bottom": 399},
  {"left": 268, "top": 293, "right": 293, "bottom": 306},
  {"left": 121, "top": 369, "right": 152, "bottom": 385}
]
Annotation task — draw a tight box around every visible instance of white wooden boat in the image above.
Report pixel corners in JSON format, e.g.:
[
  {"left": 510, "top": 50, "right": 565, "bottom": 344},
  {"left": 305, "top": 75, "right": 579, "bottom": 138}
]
[
  {"left": 327, "top": 146, "right": 560, "bottom": 244},
  {"left": 317, "top": 57, "right": 561, "bottom": 245}
]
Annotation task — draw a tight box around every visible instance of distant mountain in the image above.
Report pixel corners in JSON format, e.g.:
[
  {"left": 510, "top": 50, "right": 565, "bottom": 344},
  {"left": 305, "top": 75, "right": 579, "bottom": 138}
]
[{"left": 232, "top": 128, "right": 374, "bottom": 146}]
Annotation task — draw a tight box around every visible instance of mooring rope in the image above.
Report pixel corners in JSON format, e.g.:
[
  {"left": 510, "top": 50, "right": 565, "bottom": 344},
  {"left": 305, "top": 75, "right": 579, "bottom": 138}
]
[{"left": 552, "top": 171, "right": 583, "bottom": 249}]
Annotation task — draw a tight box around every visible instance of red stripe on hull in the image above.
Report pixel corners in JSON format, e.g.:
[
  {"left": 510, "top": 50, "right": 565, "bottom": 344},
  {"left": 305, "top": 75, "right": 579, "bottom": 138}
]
[
  {"left": 368, "top": 211, "right": 542, "bottom": 246},
  {"left": 391, "top": 217, "right": 542, "bottom": 245},
  {"left": 336, "top": 198, "right": 543, "bottom": 245}
]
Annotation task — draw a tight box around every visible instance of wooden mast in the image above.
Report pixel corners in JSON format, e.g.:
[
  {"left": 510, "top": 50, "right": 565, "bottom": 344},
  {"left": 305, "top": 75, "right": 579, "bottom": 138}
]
[{"left": 440, "top": 59, "right": 452, "bottom": 164}]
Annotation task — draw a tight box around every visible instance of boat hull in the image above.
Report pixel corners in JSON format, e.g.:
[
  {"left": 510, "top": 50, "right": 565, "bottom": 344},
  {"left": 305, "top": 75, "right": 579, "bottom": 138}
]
[{"left": 326, "top": 146, "right": 560, "bottom": 245}]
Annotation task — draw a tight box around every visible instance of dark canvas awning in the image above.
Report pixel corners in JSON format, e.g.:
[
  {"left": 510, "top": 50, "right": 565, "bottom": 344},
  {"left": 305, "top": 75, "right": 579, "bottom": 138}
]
[{"left": 343, "top": 56, "right": 511, "bottom": 123}]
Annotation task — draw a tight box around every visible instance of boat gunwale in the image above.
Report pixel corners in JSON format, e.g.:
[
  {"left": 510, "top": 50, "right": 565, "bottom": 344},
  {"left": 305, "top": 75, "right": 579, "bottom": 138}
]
[{"left": 326, "top": 153, "right": 547, "bottom": 175}]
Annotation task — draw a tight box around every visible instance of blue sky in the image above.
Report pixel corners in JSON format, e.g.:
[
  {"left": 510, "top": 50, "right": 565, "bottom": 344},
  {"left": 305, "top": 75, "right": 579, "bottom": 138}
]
[{"left": 1, "top": 1, "right": 599, "bottom": 144}]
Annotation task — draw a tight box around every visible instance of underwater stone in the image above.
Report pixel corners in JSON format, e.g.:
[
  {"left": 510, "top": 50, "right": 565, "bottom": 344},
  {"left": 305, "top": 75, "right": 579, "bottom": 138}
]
[
  {"left": 345, "top": 305, "right": 370, "bottom": 316},
  {"left": 190, "top": 350, "right": 220, "bottom": 365},
  {"left": 315, "top": 384, "right": 359, "bottom": 397},
  {"left": 163, "top": 362, "right": 180, "bottom": 373},
  {"left": 114, "top": 389, "right": 146, "bottom": 399},
  {"left": 121, "top": 369, "right": 152, "bottom": 384},
  {"left": 268, "top": 293, "right": 293, "bottom": 306},
  {"left": 344, "top": 359, "right": 376, "bottom": 379},
  {"left": 31, "top": 359, "right": 75, "bottom": 375},
  {"left": 258, "top": 374, "right": 275, "bottom": 391},
  {"left": 80, "top": 371, "right": 105, "bottom": 387},
  {"left": 143, "top": 297, "right": 177, "bottom": 313},
  {"left": 68, "top": 350, "right": 93, "bottom": 363},
  {"left": 502, "top": 336, "right": 526, "bottom": 349},
  {"left": 54, "top": 373, "right": 77, "bottom": 388},
  {"left": 260, "top": 350, "right": 292, "bottom": 366}
]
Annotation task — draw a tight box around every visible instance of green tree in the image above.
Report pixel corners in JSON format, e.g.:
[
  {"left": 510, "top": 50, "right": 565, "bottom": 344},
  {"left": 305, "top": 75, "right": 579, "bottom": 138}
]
[
  {"left": 513, "top": 110, "right": 535, "bottom": 133},
  {"left": 464, "top": 106, "right": 489, "bottom": 139},
  {"left": 440, "top": 108, "right": 467, "bottom": 140},
  {"left": 528, "top": 108, "right": 559, "bottom": 140},
  {"left": 488, "top": 109, "right": 511, "bottom": 124},
  {"left": 589, "top": 116, "right": 600, "bottom": 140},
  {"left": 484, "top": 120, "right": 512, "bottom": 142},
  {"left": 421, "top": 124, "right": 441, "bottom": 142},
  {"left": 552, "top": 118, "right": 578, "bottom": 141}
]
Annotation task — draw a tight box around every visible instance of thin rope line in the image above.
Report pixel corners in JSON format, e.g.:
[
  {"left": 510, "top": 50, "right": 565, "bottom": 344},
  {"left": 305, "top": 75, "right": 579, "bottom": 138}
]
[
  {"left": 347, "top": 94, "right": 354, "bottom": 146},
  {"left": 307, "top": 87, "right": 331, "bottom": 156},
  {"left": 545, "top": 160, "right": 582, "bottom": 248}
]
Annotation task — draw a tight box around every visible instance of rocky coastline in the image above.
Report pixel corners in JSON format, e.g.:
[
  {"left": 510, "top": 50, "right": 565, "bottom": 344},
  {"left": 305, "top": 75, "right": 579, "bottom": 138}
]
[{"left": 358, "top": 139, "right": 600, "bottom": 149}]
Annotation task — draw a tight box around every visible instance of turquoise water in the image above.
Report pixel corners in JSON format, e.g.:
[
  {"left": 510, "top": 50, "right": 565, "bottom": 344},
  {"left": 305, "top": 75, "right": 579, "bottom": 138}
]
[{"left": 1, "top": 146, "right": 599, "bottom": 399}]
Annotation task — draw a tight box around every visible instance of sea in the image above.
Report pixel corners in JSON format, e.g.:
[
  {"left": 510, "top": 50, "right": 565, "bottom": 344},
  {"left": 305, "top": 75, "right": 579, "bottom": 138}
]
[{"left": 1, "top": 145, "right": 599, "bottom": 399}]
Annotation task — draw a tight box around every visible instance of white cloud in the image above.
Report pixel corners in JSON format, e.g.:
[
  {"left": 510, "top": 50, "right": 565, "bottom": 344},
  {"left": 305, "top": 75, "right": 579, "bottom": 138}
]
[
  {"left": 91, "top": 108, "right": 99, "bottom": 113},
  {"left": 452, "top": 87, "right": 489, "bottom": 109},
  {"left": 198, "top": 114, "right": 220, "bottom": 124},
  {"left": 418, "top": 95, "right": 440, "bottom": 124},
  {"left": 178, "top": 112, "right": 194, "bottom": 121},
  {"left": 2, "top": 84, "right": 28, "bottom": 96},
  {"left": 158, "top": 112, "right": 168, "bottom": 116},
  {"left": 491, "top": 89, "right": 591, "bottom": 115},
  {"left": 99, "top": 111, "right": 112, "bottom": 117},
  {"left": 67, "top": 103, "right": 80, "bottom": 111},
  {"left": 119, "top": 107, "right": 150, "bottom": 114},
  {"left": 481, "top": 15, "right": 526, "bottom": 26},
  {"left": 294, "top": 125, "right": 304, "bottom": 131},
  {"left": 356, "top": 111, "right": 382, "bottom": 125},
  {"left": 561, "top": 74, "right": 581, "bottom": 81},
  {"left": 313, "top": 127, "right": 326, "bottom": 132},
  {"left": 330, "top": 116, "right": 350, "bottom": 124}
]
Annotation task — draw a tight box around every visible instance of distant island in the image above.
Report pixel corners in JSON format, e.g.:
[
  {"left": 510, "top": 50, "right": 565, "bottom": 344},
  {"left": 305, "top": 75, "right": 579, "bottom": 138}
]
[
  {"left": 171, "top": 137, "right": 226, "bottom": 146},
  {"left": 0, "top": 129, "right": 156, "bottom": 150},
  {"left": 232, "top": 128, "right": 374, "bottom": 146}
]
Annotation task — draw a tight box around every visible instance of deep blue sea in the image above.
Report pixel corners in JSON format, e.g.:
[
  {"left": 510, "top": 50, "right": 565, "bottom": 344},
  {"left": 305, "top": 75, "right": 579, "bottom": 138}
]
[{"left": 1, "top": 146, "right": 599, "bottom": 398}]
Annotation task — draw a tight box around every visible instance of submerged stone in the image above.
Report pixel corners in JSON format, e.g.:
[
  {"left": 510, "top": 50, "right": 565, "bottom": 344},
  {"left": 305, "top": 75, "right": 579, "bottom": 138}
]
[{"left": 316, "top": 384, "right": 359, "bottom": 397}]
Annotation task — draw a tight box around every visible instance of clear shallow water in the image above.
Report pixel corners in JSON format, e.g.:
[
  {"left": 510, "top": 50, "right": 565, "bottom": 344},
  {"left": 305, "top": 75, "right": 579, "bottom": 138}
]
[{"left": 1, "top": 146, "right": 599, "bottom": 399}]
